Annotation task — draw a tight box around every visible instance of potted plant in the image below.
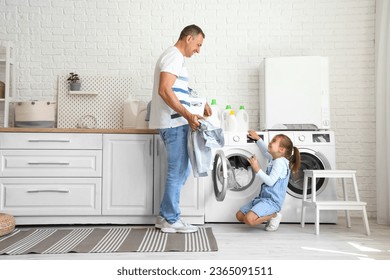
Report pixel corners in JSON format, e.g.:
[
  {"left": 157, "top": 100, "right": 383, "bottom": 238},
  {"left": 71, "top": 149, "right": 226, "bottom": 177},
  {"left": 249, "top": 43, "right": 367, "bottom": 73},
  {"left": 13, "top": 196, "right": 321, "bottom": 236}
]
[{"left": 67, "top": 72, "right": 81, "bottom": 91}]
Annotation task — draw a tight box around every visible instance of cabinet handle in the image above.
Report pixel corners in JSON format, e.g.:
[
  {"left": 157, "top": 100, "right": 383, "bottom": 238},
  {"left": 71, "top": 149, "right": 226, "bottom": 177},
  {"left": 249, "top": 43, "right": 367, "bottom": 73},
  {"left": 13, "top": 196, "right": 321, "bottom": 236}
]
[
  {"left": 27, "top": 189, "right": 70, "bottom": 193},
  {"left": 28, "top": 139, "right": 71, "bottom": 143},
  {"left": 149, "top": 139, "right": 152, "bottom": 156},
  {"left": 28, "top": 162, "right": 70, "bottom": 165}
]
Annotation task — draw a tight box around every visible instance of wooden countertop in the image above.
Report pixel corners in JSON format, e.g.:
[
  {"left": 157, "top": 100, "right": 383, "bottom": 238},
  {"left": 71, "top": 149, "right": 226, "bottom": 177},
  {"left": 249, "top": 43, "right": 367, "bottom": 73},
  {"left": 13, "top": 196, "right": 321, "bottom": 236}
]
[{"left": 0, "top": 127, "right": 158, "bottom": 134}]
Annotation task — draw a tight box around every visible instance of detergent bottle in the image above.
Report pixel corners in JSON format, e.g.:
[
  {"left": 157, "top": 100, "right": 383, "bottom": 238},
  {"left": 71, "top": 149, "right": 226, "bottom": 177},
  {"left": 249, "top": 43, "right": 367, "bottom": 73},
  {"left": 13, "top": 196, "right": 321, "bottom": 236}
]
[
  {"left": 236, "top": 105, "right": 249, "bottom": 132},
  {"left": 206, "top": 99, "right": 221, "bottom": 127},
  {"left": 225, "top": 109, "right": 238, "bottom": 132},
  {"left": 221, "top": 104, "right": 232, "bottom": 130}
]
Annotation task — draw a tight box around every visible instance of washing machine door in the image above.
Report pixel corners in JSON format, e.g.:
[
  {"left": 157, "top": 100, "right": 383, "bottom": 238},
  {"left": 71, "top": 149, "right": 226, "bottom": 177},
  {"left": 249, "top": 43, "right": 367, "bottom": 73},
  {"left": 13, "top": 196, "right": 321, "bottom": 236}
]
[
  {"left": 288, "top": 148, "right": 331, "bottom": 198},
  {"left": 212, "top": 149, "right": 256, "bottom": 201}
]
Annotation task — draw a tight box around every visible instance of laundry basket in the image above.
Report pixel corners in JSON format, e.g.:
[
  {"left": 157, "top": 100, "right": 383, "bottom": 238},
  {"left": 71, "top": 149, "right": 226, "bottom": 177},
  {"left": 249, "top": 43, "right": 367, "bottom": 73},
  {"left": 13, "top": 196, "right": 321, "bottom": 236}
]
[{"left": 0, "top": 213, "right": 16, "bottom": 236}]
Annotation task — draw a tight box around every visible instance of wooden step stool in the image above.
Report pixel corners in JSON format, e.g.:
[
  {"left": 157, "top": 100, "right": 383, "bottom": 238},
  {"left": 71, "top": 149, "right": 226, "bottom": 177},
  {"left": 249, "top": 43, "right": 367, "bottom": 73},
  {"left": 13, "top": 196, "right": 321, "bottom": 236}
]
[{"left": 301, "top": 170, "right": 370, "bottom": 235}]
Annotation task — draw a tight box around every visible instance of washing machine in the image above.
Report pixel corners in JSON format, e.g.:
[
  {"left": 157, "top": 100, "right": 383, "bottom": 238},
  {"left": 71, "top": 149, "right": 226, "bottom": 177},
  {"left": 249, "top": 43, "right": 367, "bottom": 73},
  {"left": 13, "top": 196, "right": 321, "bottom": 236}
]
[
  {"left": 268, "top": 130, "right": 337, "bottom": 223},
  {"left": 204, "top": 131, "right": 269, "bottom": 222}
]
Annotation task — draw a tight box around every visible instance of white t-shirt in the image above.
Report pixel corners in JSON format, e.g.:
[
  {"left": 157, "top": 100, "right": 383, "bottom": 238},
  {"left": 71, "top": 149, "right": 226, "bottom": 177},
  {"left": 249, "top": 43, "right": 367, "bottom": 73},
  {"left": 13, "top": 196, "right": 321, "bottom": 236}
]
[{"left": 149, "top": 46, "right": 190, "bottom": 129}]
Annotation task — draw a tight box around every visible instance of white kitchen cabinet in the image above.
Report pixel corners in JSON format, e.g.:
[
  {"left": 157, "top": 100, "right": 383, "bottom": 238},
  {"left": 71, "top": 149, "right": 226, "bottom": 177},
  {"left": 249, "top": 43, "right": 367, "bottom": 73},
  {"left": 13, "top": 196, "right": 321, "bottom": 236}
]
[
  {"left": 0, "top": 131, "right": 204, "bottom": 225},
  {"left": 0, "top": 133, "right": 103, "bottom": 221},
  {"left": 0, "top": 41, "right": 15, "bottom": 127},
  {"left": 153, "top": 135, "right": 204, "bottom": 224},
  {"left": 0, "top": 132, "right": 102, "bottom": 150},
  {"left": 102, "top": 134, "right": 154, "bottom": 216},
  {"left": 0, "top": 150, "right": 102, "bottom": 178},
  {"left": 0, "top": 178, "right": 101, "bottom": 216}
]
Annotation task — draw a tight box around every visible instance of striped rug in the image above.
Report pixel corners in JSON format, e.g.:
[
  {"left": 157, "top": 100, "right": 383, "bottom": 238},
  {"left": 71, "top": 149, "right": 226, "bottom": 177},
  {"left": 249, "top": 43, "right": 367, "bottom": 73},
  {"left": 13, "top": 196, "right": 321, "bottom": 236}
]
[{"left": 0, "top": 227, "right": 218, "bottom": 255}]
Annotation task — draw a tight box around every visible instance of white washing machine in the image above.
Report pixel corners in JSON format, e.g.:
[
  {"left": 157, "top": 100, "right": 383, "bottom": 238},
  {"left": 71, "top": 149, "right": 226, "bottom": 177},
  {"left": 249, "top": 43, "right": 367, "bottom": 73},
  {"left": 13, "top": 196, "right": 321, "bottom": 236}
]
[
  {"left": 204, "top": 131, "right": 269, "bottom": 222},
  {"left": 268, "top": 130, "right": 337, "bottom": 223}
]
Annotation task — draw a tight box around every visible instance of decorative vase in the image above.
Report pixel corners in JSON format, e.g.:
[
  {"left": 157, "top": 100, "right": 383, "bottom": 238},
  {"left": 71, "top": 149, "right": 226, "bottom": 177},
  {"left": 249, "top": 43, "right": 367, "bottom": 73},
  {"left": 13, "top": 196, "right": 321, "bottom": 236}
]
[{"left": 70, "top": 83, "right": 81, "bottom": 91}]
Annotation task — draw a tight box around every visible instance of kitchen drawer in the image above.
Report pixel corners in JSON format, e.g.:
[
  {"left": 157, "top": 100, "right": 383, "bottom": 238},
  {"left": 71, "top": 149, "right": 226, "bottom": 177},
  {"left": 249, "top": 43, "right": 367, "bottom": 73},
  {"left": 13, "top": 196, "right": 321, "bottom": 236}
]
[
  {"left": 0, "top": 133, "right": 102, "bottom": 150},
  {"left": 0, "top": 150, "right": 102, "bottom": 177},
  {"left": 0, "top": 178, "right": 101, "bottom": 216}
]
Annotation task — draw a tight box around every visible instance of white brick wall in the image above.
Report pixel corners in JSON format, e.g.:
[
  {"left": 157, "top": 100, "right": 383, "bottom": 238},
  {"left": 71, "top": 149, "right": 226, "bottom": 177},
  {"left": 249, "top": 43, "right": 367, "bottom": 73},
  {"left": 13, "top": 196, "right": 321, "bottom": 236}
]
[{"left": 0, "top": 0, "right": 377, "bottom": 217}]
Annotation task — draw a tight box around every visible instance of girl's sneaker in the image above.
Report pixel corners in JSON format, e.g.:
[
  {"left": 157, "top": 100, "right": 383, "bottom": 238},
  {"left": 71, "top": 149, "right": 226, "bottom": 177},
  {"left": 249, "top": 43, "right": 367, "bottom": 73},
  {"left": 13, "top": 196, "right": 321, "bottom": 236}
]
[{"left": 265, "top": 213, "right": 282, "bottom": 231}]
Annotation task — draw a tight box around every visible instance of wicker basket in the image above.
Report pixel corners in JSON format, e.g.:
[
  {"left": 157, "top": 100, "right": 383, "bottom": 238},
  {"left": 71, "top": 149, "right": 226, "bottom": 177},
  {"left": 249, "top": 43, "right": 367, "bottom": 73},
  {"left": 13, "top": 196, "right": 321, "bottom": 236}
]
[{"left": 0, "top": 213, "right": 16, "bottom": 237}]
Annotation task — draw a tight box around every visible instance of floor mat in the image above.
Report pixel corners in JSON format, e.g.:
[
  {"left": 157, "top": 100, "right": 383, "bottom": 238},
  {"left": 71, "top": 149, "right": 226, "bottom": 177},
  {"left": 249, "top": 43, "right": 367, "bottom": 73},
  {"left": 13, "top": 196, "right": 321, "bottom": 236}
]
[{"left": 0, "top": 226, "right": 218, "bottom": 255}]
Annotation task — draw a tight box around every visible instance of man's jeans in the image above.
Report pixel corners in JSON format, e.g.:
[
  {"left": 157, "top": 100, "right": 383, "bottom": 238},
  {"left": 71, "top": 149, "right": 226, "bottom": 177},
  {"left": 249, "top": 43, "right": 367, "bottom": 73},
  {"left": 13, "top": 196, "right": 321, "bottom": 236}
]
[{"left": 159, "top": 125, "right": 191, "bottom": 224}]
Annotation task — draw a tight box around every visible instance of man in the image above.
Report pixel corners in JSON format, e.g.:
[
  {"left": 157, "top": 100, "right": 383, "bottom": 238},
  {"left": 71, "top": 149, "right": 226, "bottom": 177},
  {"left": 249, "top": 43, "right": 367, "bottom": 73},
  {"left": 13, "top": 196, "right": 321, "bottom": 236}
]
[{"left": 149, "top": 24, "right": 210, "bottom": 233}]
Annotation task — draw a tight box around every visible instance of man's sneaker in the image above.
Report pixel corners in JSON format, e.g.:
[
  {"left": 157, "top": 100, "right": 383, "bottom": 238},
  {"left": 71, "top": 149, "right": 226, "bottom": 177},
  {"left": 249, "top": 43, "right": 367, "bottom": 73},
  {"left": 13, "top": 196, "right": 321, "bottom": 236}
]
[
  {"left": 265, "top": 213, "right": 282, "bottom": 231},
  {"left": 161, "top": 219, "right": 198, "bottom": 233},
  {"left": 155, "top": 215, "right": 165, "bottom": 229}
]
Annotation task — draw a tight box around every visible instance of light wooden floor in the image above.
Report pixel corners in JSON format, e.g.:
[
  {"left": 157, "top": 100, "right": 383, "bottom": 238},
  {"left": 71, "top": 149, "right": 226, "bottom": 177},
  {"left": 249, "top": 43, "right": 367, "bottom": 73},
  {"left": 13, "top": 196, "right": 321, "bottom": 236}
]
[{"left": 1, "top": 217, "right": 389, "bottom": 260}]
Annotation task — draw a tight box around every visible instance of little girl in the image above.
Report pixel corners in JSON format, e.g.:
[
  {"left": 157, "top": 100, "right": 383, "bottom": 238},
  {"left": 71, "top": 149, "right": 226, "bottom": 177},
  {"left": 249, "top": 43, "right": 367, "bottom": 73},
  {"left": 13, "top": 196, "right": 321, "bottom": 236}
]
[{"left": 236, "top": 130, "right": 301, "bottom": 231}]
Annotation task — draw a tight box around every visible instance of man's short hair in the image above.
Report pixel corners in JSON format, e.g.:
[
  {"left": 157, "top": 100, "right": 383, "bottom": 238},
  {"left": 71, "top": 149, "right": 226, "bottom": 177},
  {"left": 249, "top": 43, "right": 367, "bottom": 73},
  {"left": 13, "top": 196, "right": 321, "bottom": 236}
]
[{"left": 179, "top": 24, "right": 205, "bottom": 40}]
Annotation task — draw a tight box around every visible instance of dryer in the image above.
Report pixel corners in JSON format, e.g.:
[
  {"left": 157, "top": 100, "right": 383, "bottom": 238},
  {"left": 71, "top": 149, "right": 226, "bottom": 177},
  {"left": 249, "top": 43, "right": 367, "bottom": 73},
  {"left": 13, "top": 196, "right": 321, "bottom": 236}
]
[
  {"left": 260, "top": 56, "right": 330, "bottom": 131},
  {"left": 204, "top": 131, "right": 269, "bottom": 222},
  {"left": 268, "top": 130, "right": 337, "bottom": 223}
]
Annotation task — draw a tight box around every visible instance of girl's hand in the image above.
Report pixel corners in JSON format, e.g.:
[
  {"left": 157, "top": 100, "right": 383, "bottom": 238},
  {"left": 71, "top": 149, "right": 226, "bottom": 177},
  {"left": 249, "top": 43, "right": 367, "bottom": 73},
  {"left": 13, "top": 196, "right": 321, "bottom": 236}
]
[
  {"left": 247, "top": 130, "right": 260, "bottom": 141},
  {"left": 248, "top": 154, "right": 260, "bottom": 173}
]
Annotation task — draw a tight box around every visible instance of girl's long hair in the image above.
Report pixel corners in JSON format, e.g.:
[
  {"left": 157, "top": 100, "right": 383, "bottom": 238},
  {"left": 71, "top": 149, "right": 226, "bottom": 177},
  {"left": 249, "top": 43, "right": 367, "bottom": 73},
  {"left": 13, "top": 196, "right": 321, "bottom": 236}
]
[{"left": 275, "top": 134, "right": 301, "bottom": 174}]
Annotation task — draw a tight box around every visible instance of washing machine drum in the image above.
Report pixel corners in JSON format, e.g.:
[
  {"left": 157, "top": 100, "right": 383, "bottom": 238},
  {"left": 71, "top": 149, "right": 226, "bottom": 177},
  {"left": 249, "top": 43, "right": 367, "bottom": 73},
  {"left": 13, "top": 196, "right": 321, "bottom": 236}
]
[
  {"left": 288, "top": 148, "right": 331, "bottom": 198},
  {"left": 212, "top": 150, "right": 255, "bottom": 201}
]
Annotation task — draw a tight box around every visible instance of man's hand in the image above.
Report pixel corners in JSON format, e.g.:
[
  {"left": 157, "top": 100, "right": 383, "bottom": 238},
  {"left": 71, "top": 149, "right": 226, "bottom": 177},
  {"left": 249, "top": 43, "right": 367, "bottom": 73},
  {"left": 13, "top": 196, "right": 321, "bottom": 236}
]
[
  {"left": 203, "top": 102, "right": 212, "bottom": 117},
  {"left": 188, "top": 114, "right": 203, "bottom": 131}
]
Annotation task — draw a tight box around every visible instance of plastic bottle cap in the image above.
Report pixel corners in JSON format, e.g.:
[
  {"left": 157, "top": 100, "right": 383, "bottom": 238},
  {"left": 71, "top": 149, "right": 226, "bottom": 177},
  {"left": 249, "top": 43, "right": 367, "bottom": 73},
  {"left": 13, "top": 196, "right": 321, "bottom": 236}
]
[
  {"left": 211, "top": 99, "right": 217, "bottom": 105},
  {"left": 239, "top": 105, "right": 245, "bottom": 110},
  {"left": 230, "top": 110, "right": 235, "bottom": 115},
  {"left": 225, "top": 105, "right": 232, "bottom": 109}
]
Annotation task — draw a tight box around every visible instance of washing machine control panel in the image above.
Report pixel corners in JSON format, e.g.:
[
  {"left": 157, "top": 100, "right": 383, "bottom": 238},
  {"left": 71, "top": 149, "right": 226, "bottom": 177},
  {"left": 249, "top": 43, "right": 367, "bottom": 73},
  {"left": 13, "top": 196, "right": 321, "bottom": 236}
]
[
  {"left": 268, "top": 131, "right": 334, "bottom": 146},
  {"left": 224, "top": 131, "right": 247, "bottom": 146}
]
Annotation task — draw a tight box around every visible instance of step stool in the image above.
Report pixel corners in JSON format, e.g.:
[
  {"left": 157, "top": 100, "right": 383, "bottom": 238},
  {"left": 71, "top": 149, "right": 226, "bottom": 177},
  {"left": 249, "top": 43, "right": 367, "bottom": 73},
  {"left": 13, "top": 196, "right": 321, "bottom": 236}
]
[{"left": 301, "top": 170, "right": 370, "bottom": 235}]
